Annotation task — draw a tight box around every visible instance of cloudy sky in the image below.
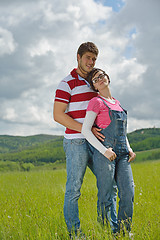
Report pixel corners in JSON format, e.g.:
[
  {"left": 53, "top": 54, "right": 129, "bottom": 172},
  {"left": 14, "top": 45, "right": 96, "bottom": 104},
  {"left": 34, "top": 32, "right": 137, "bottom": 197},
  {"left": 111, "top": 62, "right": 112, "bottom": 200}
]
[{"left": 0, "top": 0, "right": 159, "bottom": 136}]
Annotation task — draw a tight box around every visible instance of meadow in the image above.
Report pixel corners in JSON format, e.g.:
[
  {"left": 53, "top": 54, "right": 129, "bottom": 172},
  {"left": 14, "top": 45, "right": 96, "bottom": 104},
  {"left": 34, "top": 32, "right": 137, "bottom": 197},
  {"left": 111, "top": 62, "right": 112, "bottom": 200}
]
[{"left": 0, "top": 160, "right": 159, "bottom": 240}]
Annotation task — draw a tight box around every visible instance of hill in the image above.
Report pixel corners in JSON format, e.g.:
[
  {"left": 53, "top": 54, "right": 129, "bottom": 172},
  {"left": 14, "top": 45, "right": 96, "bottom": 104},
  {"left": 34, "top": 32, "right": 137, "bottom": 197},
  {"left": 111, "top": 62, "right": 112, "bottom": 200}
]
[
  {"left": 0, "top": 128, "right": 160, "bottom": 171},
  {"left": 0, "top": 134, "right": 63, "bottom": 153},
  {"left": 0, "top": 134, "right": 65, "bottom": 171},
  {"left": 127, "top": 128, "right": 160, "bottom": 151},
  {"left": 1, "top": 128, "right": 159, "bottom": 153}
]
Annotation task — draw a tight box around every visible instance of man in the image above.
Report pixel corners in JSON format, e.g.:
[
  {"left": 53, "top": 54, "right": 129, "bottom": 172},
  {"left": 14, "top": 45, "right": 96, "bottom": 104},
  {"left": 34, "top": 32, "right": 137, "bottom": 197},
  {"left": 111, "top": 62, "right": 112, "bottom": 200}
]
[{"left": 53, "top": 42, "right": 117, "bottom": 238}]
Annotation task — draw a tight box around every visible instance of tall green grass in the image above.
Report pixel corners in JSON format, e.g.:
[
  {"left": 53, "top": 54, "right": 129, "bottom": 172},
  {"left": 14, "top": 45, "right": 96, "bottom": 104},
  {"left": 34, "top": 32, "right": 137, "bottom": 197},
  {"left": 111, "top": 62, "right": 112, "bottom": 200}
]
[{"left": 0, "top": 160, "right": 159, "bottom": 239}]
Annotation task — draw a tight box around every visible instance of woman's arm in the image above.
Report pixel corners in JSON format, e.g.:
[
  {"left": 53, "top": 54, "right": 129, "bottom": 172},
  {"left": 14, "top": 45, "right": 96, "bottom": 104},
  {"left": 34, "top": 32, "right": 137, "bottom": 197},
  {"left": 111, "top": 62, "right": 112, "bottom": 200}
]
[
  {"left": 126, "top": 137, "right": 133, "bottom": 152},
  {"left": 126, "top": 137, "right": 136, "bottom": 162},
  {"left": 82, "top": 111, "right": 116, "bottom": 160},
  {"left": 82, "top": 111, "right": 107, "bottom": 154}
]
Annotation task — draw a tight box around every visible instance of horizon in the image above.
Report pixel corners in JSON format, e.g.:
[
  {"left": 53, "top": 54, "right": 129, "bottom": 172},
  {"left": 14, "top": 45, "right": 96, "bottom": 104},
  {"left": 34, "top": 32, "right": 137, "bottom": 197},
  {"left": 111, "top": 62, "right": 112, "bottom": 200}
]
[{"left": 0, "top": 126, "right": 159, "bottom": 137}]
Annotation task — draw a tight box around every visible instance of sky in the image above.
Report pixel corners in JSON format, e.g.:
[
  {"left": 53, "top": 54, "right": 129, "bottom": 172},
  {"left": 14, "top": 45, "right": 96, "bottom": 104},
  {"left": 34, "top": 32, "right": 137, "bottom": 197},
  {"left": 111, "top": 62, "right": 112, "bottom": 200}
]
[{"left": 0, "top": 0, "right": 160, "bottom": 136}]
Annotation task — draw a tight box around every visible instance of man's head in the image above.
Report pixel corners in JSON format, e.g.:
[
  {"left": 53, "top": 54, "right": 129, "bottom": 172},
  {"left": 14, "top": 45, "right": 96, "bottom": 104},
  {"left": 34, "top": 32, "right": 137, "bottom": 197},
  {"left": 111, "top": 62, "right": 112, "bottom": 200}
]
[
  {"left": 77, "top": 42, "right": 99, "bottom": 58},
  {"left": 76, "top": 42, "right": 99, "bottom": 78}
]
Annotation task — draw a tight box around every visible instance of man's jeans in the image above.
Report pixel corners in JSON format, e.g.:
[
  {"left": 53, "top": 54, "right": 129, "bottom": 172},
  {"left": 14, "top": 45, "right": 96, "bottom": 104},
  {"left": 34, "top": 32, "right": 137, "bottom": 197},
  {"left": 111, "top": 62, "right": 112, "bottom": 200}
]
[{"left": 63, "top": 138, "right": 117, "bottom": 234}]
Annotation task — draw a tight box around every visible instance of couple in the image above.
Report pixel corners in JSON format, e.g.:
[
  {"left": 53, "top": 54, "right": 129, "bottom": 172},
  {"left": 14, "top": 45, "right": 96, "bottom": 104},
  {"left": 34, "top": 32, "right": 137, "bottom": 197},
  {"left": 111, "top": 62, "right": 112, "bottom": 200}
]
[{"left": 53, "top": 42, "right": 136, "bottom": 238}]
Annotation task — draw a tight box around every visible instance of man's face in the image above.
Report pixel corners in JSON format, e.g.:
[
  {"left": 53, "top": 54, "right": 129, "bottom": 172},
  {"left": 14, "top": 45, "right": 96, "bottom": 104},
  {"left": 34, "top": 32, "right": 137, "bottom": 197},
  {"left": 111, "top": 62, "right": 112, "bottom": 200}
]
[{"left": 77, "top": 52, "right": 97, "bottom": 75}]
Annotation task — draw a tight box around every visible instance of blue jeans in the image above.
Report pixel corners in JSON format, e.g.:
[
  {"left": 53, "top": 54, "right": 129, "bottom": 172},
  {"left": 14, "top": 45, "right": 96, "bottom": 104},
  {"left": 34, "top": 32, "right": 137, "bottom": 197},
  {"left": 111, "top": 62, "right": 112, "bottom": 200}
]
[
  {"left": 63, "top": 138, "right": 117, "bottom": 234},
  {"left": 93, "top": 149, "right": 116, "bottom": 229},
  {"left": 93, "top": 148, "right": 134, "bottom": 232},
  {"left": 116, "top": 154, "right": 134, "bottom": 232}
]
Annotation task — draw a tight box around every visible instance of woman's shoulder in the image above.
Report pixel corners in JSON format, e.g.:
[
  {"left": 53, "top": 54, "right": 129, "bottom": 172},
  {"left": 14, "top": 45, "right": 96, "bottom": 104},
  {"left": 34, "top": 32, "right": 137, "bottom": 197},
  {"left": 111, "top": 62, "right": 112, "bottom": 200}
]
[
  {"left": 89, "top": 96, "right": 103, "bottom": 106},
  {"left": 114, "top": 98, "right": 121, "bottom": 105},
  {"left": 87, "top": 97, "right": 103, "bottom": 112},
  {"left": 90, "top": 96, "right": 102, "bottom": 103}
]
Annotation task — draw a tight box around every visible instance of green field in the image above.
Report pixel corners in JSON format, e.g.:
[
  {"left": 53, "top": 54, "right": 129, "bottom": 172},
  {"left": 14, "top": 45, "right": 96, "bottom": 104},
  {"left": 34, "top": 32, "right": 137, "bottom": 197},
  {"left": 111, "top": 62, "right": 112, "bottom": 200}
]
[{"left": 0, "top": 160, "right": 160, "bottom": 240}]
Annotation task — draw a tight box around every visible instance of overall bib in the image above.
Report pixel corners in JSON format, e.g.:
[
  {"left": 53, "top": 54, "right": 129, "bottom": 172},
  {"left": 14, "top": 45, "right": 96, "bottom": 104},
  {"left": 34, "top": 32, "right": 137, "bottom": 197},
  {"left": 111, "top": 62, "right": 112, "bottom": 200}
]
[{"left": 93, "top": 97, "right": 134, "bottom": 233}]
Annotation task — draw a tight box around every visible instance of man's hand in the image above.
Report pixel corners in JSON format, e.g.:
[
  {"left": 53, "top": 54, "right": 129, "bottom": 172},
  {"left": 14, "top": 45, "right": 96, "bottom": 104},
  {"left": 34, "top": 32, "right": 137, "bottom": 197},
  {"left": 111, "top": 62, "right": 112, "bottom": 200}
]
[
  {"left": 104, "top": 148, "right": 117, "bottom": 161},
  {"left": 92, "top": 127, "right": 105, "bottom": 141},
  {"left": 128, "top": 151, "right": 136, "bottom": 162}
]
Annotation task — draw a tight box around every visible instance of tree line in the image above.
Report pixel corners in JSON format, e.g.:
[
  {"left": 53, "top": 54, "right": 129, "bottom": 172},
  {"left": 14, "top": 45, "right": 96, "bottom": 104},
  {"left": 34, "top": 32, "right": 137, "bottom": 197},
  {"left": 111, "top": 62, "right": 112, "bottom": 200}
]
[{"left": 0, "top": 128, "right": 160, "bottom": 171}]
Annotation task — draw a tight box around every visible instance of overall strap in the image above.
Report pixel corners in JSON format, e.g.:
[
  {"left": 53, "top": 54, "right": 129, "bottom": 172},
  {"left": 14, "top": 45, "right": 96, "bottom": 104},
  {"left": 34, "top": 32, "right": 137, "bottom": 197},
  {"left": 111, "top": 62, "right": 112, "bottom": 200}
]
[
  {"left": 98, "top": 96, "right": 111, "bottom": 109},
  {"left": 118, "top": 104, "right": 127, "bottom": 114},
  {"left": 98, "top": 96, "right": 127, "bottom": 114},
  {"left": 97, "top": 96, "right": 112, "bottom": 118}
]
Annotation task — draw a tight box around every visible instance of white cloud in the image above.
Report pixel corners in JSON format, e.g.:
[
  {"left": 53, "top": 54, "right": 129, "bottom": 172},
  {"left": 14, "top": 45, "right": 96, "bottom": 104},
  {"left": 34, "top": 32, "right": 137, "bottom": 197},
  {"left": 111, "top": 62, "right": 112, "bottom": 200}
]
[
  {"left": 2, "top": 107, "right": 17, "bottom": 122},
  {"left": 28, "top": 38, "right": 56, "bottom": 57},
  {"left": 0, "top": 0, "right": 160, "bottom": 136},
  {"left": 0, "top": 27, "right": 17, "bottom": 56}
]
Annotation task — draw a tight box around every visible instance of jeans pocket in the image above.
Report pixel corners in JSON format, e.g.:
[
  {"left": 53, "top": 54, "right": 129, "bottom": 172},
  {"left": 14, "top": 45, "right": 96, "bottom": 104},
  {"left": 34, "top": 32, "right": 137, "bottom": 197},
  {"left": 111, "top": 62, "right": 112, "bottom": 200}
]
[{"left": 71, "top": 139, "right": 86, "bottom": 146}]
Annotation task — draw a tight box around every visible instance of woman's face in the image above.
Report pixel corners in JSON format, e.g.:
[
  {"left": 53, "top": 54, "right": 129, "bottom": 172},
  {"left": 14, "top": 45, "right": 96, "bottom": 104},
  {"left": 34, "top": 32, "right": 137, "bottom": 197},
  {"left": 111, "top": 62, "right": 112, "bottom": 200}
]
[{"left": 92, "top": 71, "right": 109, "bottom": 91}]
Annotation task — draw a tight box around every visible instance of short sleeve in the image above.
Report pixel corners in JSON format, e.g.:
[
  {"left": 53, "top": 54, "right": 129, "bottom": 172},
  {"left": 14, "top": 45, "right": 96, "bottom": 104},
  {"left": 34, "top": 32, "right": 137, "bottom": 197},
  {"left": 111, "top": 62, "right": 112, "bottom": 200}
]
[
  {"left": 87, "top": 97, "right": 101, "bottom": 114},
  {"left": 54, "top": 80, "right": 71, "bottom": 104}
]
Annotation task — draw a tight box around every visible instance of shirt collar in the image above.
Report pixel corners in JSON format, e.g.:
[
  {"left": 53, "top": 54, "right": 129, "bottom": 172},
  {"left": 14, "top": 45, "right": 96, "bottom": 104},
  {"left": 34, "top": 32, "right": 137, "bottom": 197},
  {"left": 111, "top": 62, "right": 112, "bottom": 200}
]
[{"left": 71, "top": 68, "right": 91, "bottom": 87}]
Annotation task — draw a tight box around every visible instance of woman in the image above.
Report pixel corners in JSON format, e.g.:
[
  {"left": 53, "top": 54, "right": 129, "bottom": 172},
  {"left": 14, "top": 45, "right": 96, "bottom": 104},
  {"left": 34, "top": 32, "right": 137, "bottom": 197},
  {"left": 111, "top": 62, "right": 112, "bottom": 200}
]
[{"left": 82, "top": 68, "right": 136, "bottom": 235}]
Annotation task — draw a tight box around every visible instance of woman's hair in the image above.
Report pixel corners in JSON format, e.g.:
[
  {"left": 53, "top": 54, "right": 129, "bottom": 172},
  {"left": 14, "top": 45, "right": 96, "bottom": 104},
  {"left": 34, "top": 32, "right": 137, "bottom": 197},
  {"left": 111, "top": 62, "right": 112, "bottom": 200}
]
[
  {"left": 77, "top": 42, "right": 99, "bottom": 57},
  {"left": 86, "top": 68, "right": 110, "bottom": 92}
]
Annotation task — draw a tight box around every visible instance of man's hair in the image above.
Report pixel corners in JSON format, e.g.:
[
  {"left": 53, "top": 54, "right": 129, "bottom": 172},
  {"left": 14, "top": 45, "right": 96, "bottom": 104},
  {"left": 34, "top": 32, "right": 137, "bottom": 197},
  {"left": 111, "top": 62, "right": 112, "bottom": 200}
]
[
  {"left": 86, "top": 68, "right": 110, "bottom": 92},
  {"left": 77, "top": 42, "right": 99, "bottom": 57}
]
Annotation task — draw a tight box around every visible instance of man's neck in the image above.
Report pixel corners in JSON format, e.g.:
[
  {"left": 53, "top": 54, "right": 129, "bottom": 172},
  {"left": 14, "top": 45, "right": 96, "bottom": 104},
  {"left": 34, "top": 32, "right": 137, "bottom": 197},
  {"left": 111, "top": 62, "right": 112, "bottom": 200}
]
[{"left": 76, "top": 68, "right": 88, "bottom": 79}]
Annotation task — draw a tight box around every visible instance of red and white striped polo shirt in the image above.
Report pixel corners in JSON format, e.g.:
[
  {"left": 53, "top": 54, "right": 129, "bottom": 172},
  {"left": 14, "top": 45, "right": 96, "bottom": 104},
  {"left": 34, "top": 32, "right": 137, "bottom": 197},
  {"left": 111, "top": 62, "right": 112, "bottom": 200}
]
[{"left": 55, "top": 68, "right": 97, "bottom": 139}]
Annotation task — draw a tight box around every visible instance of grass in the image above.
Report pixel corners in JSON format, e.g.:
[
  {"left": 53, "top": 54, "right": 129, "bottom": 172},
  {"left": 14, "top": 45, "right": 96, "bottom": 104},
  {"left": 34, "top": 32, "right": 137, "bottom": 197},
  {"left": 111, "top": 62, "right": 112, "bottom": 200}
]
[{"left": 0, "top": 160, "right": 159, "bottom": 239}]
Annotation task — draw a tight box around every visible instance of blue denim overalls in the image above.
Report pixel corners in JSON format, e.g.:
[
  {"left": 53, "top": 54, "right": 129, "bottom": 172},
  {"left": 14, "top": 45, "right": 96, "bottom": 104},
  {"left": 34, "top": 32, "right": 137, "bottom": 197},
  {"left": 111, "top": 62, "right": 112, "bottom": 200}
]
[{"left": 93, "top": 96, "right": 134, "bottom": 233}]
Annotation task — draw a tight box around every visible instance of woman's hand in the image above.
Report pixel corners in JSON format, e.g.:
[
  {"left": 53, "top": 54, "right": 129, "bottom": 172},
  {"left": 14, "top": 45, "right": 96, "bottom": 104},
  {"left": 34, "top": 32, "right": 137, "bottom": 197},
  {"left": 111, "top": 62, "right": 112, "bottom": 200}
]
[
  {"left": 128, "top": 151, "right": 136, "bottom": 162},
  {"left": 104, "top": 148, "right": 117, "bottom": 161}
]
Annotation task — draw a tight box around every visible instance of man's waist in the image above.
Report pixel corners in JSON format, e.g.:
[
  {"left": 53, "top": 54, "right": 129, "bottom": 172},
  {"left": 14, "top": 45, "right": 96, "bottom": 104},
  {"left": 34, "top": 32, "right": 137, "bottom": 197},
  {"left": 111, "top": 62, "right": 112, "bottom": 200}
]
[{"left": 64, "top": 132, "right": 85, "bottom": 139}]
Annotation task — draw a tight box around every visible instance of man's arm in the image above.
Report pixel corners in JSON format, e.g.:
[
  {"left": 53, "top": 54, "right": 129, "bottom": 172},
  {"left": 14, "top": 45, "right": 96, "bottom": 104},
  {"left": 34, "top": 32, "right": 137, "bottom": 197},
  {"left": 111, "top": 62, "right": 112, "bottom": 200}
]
[
  {"left": 53, "top": 101, "right": 105, "bottom": 141},
  {"left": 53, "top": 101, "right": 82, "bottom": 132}
]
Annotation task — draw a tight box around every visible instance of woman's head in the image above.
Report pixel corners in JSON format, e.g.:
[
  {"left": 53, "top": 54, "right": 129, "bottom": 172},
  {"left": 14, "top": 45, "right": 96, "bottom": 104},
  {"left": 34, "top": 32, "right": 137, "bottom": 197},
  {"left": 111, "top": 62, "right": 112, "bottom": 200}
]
[{"left": 87, "top": 68, "right": 110, "bottom": 92}]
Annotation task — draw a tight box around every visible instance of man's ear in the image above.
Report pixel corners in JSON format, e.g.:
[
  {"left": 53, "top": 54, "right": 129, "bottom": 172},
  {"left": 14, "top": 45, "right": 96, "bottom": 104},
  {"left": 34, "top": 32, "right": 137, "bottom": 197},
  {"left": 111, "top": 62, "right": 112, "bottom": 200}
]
[{"left": 77, "top": 54, "right": 81, "bottom": 62}]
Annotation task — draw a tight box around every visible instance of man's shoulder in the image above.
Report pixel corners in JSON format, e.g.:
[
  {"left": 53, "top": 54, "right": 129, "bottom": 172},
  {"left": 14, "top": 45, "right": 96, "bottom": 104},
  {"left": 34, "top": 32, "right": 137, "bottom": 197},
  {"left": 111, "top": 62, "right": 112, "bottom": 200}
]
[
  {"left": 62, "top": 73, "right": 74, "bottom": 83},
  {"left": 60, "top": 69, "right": 78, "bottom": 85},
  {"left": 62, "top": 68, "right": 77, "bottom": 81}
]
